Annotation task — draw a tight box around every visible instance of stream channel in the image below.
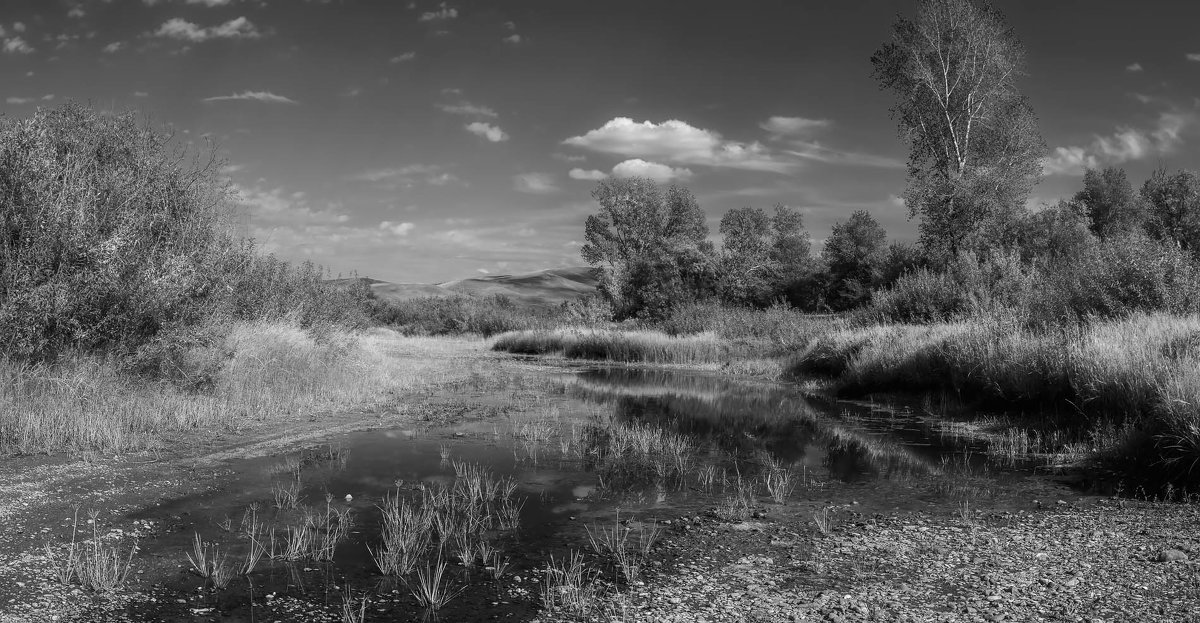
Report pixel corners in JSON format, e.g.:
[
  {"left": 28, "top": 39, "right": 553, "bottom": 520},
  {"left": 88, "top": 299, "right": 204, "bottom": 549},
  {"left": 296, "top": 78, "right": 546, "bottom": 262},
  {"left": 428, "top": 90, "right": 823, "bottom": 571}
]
[{"left": 115, "top": 366, "right": 1084, "bottom": 622}]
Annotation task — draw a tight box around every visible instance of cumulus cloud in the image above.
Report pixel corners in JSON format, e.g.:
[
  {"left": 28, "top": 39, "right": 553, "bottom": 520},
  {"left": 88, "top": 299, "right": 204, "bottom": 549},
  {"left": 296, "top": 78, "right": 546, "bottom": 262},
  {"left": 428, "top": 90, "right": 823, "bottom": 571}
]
[
  {"left": 436, "top": 101, "right": 497, "bottom": 117},
  {"left": 513, "top": 173, "right": 557, "bottom": 194},
  {"left": 103, "top": 42, "right": 124, "bottom": 53},
  {"left": 760, "top": 115, "right": 831, "bottom": 137},
  {"left": 1187, "top": 53, "right": 1200, "bottom": 62},
  {"left": 1126, "top": 62, "right": 1143, "bottom": 72},
  {"left": 3, "top": 37, "right": 34, "bottom": 54},
  {"left": 611, "top": 159, "right": 693, "bottom": 183},
  {"left": 203, "top": 90, "right": 297, "bottom": 104},
  {"left": 380, "top": 221, "right": 415, "bottom": 236},
  {"left": 390, "top": 51, "right": 416, "bottom": 63},
  {"left": 568, "top": 168, "right": 608, "bottom": 181},
  {"left": 67, "top": 6, "right": 85, "bottom": 18},
  {"left": 152, "top": 17, "right": 260, "bottom": 42},
  {"left": 502, "top": 34, "right": 521, "bottom": 44},
  {"left": 1043, "top": 110, "right": 1194, "bottom": 176},
  {"left": 563, "top": 117, "right": 792, "bottom": 173},
  {"left": 419, "top": 3, "right": 457, "bottom": 22},
  {"left": 465, "top": 122, "right": 508, "bottom": 142}
]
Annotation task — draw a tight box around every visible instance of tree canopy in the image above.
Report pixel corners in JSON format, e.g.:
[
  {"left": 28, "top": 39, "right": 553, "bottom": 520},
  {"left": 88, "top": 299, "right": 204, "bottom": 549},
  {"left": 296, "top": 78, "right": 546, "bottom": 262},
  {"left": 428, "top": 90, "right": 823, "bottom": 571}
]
[{"left": 871, "top": 0, "right": 1044, "bottom": 262}]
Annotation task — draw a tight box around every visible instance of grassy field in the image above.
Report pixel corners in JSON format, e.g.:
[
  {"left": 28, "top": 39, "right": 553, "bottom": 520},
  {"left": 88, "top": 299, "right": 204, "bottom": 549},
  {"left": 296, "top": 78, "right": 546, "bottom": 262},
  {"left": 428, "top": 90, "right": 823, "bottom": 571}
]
[{"left": 0, "top": 322, "right": 485, "bottom": 455}]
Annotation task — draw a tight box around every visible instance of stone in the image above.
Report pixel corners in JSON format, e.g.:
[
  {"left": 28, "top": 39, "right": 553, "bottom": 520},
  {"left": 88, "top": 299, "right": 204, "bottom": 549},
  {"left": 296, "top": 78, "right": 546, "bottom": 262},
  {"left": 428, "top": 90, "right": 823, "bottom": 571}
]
[{"left": 1156, "top": 549, "right": 1188, "bottom": 563}]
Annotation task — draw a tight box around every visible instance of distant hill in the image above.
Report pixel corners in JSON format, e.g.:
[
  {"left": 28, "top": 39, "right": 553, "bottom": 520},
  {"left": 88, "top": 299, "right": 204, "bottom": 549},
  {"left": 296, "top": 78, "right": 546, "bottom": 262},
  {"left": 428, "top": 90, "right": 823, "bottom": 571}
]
[{"left": 356, "top": 266, "right": 601, "bottom": 309}]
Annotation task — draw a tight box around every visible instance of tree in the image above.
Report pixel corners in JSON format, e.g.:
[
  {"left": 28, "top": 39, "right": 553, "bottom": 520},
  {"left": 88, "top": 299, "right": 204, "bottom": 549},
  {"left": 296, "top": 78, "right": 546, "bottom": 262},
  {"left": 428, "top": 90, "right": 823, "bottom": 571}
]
[
  {"left": 822, "top": 210, "right": 888, "bottom": 310},
  {"left": 716, "top": 204, "right": 814, "bottom": 307},
  {"left": 581, "top": 177, "right": 714, "bottom": 318},
  {"left": 871, "top": 0, "right": 1045, "bottom": 263},
  {"left": 1140, "top": 168, "right": 1200, "bottom": 256},
  {"left": 1074, "top": 166, "right": 1145, "bottom": 239},
  {"left": 1014, "top": 200, "right": 1096, "bottom": 263}
]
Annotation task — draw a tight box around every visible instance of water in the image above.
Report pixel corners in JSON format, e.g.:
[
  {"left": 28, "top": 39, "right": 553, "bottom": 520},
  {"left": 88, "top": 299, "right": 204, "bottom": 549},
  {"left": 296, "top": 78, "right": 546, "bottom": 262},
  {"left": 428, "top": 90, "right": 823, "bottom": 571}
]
[{"left": 116, "top": 366, "right": 1080, "bottom": 621}]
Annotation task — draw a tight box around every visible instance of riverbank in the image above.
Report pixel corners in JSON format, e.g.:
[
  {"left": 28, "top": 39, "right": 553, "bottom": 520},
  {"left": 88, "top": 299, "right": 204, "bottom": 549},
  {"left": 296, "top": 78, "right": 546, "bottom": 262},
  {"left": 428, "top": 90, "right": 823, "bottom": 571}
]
[
  {"left": 2, "top": 334, "right": 1198, "bottom": 622},
  {"left": 493, "top": 312, "right": 1200, "bottom": 492}
]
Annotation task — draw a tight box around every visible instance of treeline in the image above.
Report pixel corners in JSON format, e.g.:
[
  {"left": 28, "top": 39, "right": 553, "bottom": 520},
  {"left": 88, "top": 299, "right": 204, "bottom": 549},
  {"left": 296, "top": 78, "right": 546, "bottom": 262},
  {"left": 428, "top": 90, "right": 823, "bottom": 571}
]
[{"left": 579, "top": 167, "right": 1200, "bottom": 325}]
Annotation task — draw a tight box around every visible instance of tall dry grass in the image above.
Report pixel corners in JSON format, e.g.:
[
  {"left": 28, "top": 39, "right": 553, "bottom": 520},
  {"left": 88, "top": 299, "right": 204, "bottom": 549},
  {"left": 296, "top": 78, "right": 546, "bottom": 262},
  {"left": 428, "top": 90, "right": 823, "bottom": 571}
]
[
  {"left": 0, "top": 321, "right": 482, "bottom": 454},
  {"left": 787, "top": 312, "right": 1200, "bottom": 485}
]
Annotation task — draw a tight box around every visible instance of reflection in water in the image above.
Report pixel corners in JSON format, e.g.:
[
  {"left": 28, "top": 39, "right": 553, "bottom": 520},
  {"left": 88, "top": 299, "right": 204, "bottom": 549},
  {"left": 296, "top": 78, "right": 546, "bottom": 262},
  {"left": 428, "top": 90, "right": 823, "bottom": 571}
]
[
  {"left": 571, "top": 367, "right": 938, "bottom": 482},
  {"left": 128, "top": 366, "right": 1045, "bottom": 622}
]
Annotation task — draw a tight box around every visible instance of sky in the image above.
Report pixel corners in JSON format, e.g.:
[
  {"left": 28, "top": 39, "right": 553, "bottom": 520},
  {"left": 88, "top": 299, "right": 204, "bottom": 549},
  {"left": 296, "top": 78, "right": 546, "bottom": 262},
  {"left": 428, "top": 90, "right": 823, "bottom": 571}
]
[{"left": 3, "top": 0, "right": 1200, "bottom": 283}]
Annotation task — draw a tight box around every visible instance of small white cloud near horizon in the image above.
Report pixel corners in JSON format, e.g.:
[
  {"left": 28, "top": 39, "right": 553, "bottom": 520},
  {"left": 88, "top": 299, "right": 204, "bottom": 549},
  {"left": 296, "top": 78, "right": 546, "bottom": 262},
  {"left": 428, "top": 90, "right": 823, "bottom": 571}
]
[
  {"left": 103, "top": 42, "right": 124, "bottom": 53},
  {"left": 152, "top": 17, "right": 260, "bottom": 42},
  {"left": 380, "top": 220, "right": 415, "bottom": 236},
  {"left": 502, "top": 34, "right": 521, "bottom": 44},
  {"left": 1044, "top": 109, "right": 1194, "bottom": 176},
  {"left": 203, "top": 90, "right": 297, "bottom": 104},
  {"left": 390, "top": 51, "right": 416, "bottom": 63},
  {"left": 568, "top": 168, "right": 608, "bottom": 181},
  {"left": 563, "top": 117, "right": 792, "bottom": 173},
  {"left": 351, "top": 164, "right": 458, "bottom": 188},
  {"left": 465, "top": 122, "right": 508, "bottom": 142},
  {"left": 419, "top": 2, "right": 457, "bottom": 22},
  {"left": 513, "top": 173, "right": 557, "bottom": 194},
  {"left": 3, "top": 36, "right": 34, "bottom": 54},
  {"left": 437, "top": 101, "right": 497, "bottom": 118},
  {"left": 1126, "top": 62, "right": 1143, "bottom": 72},
  {"left": 611, "top": 159, "right": 693, "bottom": 183}
]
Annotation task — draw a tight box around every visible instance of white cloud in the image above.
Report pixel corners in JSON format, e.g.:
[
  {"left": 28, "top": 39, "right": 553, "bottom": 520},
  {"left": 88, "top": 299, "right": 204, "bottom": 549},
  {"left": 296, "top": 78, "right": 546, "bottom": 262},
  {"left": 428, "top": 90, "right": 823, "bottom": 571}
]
[
  {"left": 1044, "top": 110, "right": 1194, "bottom": 176},
  {"left": 436, "top": 101, "right": 497, "bottom": 117},
  {"left": 611, "top": 159, "right": 693, "bottom": 183},
  {"left": 12, "top": 22, "right": 25, "bottom": 33},
  {"left": 152, "top": 17, "right": 260, "bottom": 42},
  {"left": 502, "top": 34, "right": 521, "bottom": 44},
  {"left": 760, "top": 115, "right": 831, "bottom": 137},
  {"left": 102, "top": 41, "right": 123, "bottom": 53},
  {"left": 5, "top": 97, "right": 34, "bottom": 104},
  {"left": 783, "top": 142, "right": 904, "bottom": 169},
  {"left": 419, "top": 3, "right": 457, "bottom": 22},
  {"left": 351, "top": 164, "right": 458, "bottom": 188},
  {"left": 1187, "top": 53, "right": 1200, "bottom": 62},
  {"left": 209, "top": 17, "right": 259, "bottom": 38},
  {"left": 67, "top": 6, "right": 85, "bottom": 18},
  {"left": 503, "top": 21, "right": 516, "bottom": 30},
  {"left": 568, "top": 168, "right": 608, "bottom": 181},
  {"left": 553, "top": 153, "right": 587, "bottom": 163},
  {"left": 133, "top": 91, "right": 149, "bottom": 97},
  {"left": 203, "top": 90, "right": 297, "bottom": 104},
  {"left": 379, "top": 221, "right": 415, "bottom": 236},
  {"left": 465, "top": 122, "right": 508, "bottom": 142},
  {"left": 513, "top": 173, "right": 557, "bottom": 194},
  {"left": 563, "top": 117, "right": 792, "bottom": 173},
  {"left": 3, "top": 37, "right": 34, "bottom": 54},
  {"left": 236, "top": 184, "right": 349, "bottom": 225},
  {"left": 390, "top": 51, "right": 416, "bottom": 63},
  {"left": 1126, "top": 62, "right": 1143, "bottom": 72}
]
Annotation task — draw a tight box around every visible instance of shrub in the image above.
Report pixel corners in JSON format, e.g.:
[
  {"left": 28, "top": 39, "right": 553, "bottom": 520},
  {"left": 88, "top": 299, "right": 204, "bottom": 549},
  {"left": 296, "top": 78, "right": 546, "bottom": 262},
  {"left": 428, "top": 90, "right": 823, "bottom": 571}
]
[{"left": 0, "top": 102, "right": 248, "bottom": 358}]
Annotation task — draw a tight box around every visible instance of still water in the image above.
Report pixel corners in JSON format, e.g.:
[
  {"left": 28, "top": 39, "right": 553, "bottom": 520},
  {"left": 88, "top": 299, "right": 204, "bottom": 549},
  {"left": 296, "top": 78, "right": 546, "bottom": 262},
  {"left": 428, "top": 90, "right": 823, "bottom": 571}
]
[{"left": 118, "top": 367, "right": 1072, "bottom": 622}]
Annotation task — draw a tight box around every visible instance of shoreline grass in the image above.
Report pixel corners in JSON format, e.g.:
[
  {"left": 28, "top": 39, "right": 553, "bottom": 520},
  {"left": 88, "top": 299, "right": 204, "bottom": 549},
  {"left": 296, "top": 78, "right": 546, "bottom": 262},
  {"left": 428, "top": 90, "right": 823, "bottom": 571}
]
[{"left": 787, "top": 312, "right": 1200, "bottom": 487}]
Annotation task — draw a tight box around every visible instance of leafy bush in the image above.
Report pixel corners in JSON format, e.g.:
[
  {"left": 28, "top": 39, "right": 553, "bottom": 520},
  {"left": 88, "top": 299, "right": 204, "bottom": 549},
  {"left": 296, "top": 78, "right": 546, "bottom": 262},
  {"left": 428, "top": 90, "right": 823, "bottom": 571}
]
[{"left": 0, "top": 102, "right": 241, "bottom": 358}]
